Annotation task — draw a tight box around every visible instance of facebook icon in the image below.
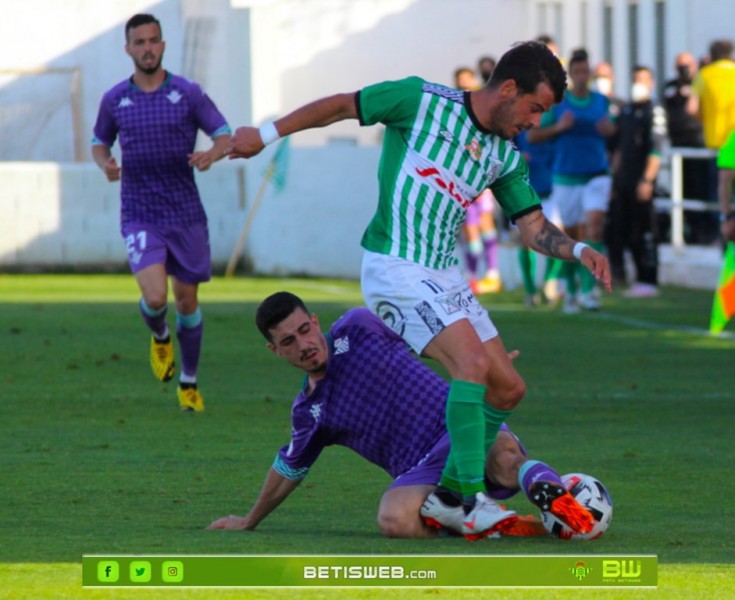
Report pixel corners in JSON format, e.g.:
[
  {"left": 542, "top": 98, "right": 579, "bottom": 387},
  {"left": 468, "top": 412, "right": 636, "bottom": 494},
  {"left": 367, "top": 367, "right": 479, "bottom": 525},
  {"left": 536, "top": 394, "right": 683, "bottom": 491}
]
[{"left": 97, "top": 561, "right": 119, "bottom": 583}]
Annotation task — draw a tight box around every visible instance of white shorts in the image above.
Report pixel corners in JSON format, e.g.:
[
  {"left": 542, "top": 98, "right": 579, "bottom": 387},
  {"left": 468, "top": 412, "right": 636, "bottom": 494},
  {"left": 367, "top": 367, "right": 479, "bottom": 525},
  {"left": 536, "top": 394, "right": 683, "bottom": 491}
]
[
  {"left": 550, "top": 175, "right": 612, "bottom": 227},
  {"left": 361, "top": 250, "right": 498, "bottom": 354}
]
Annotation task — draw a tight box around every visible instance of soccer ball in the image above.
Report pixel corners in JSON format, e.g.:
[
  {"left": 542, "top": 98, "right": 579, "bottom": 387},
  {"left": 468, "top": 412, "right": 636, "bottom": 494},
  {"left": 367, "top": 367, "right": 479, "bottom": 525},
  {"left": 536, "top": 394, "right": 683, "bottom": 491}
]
[{"left": 541, "top": 473, "right": 613, "bottom": 540}]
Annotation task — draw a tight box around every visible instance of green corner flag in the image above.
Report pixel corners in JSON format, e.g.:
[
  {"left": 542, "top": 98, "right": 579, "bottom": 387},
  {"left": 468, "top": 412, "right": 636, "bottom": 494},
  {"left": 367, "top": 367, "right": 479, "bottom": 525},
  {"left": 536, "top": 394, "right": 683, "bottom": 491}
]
[
  {"left": 710, "top": 242, "right": 735, "bottom": 335},
  {"left": 264, "top": 137, "right": 290, "bottom": 193}
]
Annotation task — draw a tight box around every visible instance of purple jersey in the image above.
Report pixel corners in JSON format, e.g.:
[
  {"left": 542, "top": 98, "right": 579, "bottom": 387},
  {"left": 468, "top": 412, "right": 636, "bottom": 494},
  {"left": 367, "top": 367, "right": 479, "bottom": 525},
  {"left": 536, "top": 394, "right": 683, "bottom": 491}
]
[
  {"left": 274, "top": 308, "right": 449, "bottom": 481},
  {"left": 92, "top": 72, "right": 230, "bottom": 227}
]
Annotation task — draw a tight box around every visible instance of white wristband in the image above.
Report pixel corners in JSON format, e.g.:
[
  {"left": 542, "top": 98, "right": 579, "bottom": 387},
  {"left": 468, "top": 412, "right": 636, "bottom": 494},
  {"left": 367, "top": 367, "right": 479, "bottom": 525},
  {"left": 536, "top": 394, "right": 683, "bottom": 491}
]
[
  {"left": 259, "top": 121, "right": 280, "bottom": 146},
  {"left": 572, "top": 242, "right": 589, "bottom": 261}
]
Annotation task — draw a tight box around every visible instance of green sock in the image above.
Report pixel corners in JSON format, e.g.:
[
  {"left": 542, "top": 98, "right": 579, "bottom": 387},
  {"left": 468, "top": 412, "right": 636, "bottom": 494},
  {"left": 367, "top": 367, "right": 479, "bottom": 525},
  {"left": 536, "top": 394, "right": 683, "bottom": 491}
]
[
  {"left": 580, "top": 240, "right": 604, "bottom": 293},
  {"left": 544, "top": 256, "right": 563, "bottom": 282},
  {"left": 483, "top": 403, "right": 513, "bottom": 452},
  {"left": 518, "top": 247, "right": 537, "bottom": 295},
  {"left": 442, "top": 380, "right": 487, "bottom": 497},
  {"left": 562, "top": 260, "right": 578, "bottom": 296}
]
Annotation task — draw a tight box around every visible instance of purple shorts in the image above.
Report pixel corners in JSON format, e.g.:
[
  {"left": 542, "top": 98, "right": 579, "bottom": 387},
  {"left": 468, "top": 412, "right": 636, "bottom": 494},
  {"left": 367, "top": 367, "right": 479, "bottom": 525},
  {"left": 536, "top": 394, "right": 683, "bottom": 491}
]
[
  {"left": 121, "top": 222, "right": 211, "bottom": 284},
  {"left": 390, "top": 424, "right": 526, "bottom": 501}
]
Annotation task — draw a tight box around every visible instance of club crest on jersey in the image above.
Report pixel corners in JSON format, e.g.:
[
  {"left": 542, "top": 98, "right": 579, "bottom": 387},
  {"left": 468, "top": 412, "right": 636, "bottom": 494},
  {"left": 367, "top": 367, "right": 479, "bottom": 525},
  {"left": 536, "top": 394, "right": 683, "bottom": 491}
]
[
  {"left": 167, "top": 90, "right": 183, "bottom": 104},
  {"left": 465, "top": 139, "right": 482, "bottom": 160}
]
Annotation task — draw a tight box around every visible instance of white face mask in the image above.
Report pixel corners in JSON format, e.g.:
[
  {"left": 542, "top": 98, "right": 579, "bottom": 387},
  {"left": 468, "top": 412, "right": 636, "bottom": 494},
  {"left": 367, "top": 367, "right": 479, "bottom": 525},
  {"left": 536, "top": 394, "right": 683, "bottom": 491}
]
[
  {"left": 631, "top": 82, "right": 650, "bottom": 103},
  {"left": 593, "top": 77, "right": 613, "bottom": 96}
]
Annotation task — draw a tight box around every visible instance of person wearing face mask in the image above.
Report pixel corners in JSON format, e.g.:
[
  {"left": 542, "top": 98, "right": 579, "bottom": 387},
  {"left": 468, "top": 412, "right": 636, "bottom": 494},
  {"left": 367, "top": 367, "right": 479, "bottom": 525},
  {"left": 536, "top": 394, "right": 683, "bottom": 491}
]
[
  {"left": 662, "top": 53, "right": 713, "bottom": 243},
  {"left": 606, "top": 66, "right": 668, "bottom": 297}
]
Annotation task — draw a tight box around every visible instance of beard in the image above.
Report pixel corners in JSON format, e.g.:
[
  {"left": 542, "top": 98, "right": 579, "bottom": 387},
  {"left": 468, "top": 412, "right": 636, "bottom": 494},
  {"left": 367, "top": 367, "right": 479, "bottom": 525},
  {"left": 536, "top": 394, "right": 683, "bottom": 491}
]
[
  {"left": 487, "top": 98, "right": 517, "bottom": 140},
  {"left": 135, "top": 55, "right": 162, "bottom": 75}
]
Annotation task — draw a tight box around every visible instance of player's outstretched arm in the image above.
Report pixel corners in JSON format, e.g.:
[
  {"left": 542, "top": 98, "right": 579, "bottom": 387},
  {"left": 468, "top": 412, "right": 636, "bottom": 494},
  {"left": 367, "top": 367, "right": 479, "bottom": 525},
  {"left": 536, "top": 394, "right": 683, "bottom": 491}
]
[
  {"left": 516, "top": 209, "right": 612, "bottom": 292},
  {"left": 189, "top": 133, "right": 232, "bottom": 172},
  {"left": 226, "top": 92, "right": 358, "bottom": 159},
  {"left": 207, "top": 467, "right": 302, "bottom": 531}
]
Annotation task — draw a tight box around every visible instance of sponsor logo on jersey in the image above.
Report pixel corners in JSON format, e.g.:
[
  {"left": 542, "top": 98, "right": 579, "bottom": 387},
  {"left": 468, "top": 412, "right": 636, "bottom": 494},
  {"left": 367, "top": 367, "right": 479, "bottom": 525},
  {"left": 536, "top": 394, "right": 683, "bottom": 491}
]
[
  {"left": 334, "top": 336, "right": 350, "bottom": 355},
  {"left": 415, "top": 166, "right": 472, "bottom": 209},
  {"left": 118, "top": 97, "right": 133, "bottom": 108},
  {"left": 309, "top": 403, "right": 322, "bottom": 422},
  {"left": 439, "top": 130, "right": 454, "bottom": 142}
]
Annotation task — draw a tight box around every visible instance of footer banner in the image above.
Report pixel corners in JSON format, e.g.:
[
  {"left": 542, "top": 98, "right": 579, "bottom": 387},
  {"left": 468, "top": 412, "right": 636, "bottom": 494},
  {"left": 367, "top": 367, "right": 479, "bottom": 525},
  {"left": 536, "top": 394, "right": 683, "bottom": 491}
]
[{"left": 82, "top": 554, "right": 657, "bottom": 588}]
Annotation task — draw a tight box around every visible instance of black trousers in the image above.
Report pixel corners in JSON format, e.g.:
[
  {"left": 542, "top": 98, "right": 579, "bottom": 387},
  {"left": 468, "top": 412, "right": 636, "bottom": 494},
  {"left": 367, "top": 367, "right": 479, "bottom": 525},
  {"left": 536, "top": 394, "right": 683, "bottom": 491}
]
[{"left": 606, "top": 185, "right": 658, "bottom": 285}]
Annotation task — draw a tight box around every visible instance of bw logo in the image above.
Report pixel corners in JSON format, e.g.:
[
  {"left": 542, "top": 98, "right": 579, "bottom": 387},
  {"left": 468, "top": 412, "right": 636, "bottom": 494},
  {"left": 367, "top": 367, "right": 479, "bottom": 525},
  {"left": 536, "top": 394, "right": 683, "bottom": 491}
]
[{"left": 602, "top": 560, "right": 642, "bottom": 578}]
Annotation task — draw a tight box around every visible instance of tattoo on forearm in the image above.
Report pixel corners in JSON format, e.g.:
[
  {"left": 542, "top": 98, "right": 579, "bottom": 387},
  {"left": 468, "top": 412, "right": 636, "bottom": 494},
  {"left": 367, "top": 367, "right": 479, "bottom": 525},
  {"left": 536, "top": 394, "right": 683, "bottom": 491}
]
[{"left": 533, "top": 221, "right": 573, "bottom": 259}]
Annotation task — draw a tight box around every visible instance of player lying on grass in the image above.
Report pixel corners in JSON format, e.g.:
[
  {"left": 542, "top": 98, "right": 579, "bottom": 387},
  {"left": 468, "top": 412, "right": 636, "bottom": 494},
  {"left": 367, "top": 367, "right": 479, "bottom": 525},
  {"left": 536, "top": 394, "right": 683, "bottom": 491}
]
[{"left": 208, "top": 292, "right": 594, "bottom": 539}]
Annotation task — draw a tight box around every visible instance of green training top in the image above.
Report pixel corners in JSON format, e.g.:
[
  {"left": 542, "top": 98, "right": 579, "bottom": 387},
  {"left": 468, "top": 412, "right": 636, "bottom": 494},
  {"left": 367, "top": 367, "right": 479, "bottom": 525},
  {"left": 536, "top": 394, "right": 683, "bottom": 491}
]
[{"left": 357, "top": 77, "right": 541, "bottom": 270}]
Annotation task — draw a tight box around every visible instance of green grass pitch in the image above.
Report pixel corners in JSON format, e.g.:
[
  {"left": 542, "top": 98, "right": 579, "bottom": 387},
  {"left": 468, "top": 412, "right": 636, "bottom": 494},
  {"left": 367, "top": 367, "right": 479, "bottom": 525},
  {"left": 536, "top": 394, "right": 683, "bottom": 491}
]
[{"left": 1, "top": 274, "right": 733, "bottom": 598}]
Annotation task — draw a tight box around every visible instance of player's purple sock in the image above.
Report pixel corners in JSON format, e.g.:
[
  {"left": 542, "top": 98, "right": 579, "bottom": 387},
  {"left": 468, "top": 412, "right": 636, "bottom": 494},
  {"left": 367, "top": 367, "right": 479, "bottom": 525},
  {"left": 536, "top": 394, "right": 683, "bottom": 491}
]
[
  {"left": 482, "top": 232, "right": 498, "bottom": 270},
  {"left": 139, "top": 298, "right": 168, "bottom": 339},
  {"left": 519, "top": 460, "right": 564, "bottom": 499},
  {"left": 465, "top": 239, "right": 482, "bottom": 277},
  {"left": 176, "top": 309, "right": 203, "bottom": 380}
]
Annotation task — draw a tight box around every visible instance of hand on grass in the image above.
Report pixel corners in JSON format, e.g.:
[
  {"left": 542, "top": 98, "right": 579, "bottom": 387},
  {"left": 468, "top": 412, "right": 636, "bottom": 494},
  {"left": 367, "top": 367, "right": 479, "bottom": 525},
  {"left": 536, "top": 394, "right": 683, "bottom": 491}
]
[{"left": 207, "top": 515, "right": 250, "bottom": 531}]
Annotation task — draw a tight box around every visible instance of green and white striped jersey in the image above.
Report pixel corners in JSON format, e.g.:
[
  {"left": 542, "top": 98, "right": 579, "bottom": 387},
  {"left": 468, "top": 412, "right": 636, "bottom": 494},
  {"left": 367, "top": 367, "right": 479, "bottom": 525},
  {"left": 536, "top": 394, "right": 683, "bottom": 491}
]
[{"left": 357, "top": 76, "right": 541, "bottom": 269}]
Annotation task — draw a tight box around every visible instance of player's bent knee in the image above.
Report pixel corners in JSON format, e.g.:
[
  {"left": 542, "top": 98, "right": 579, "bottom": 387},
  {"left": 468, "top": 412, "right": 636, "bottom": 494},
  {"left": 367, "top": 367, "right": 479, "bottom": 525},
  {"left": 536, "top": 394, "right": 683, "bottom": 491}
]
[
  {"left": 491, "top": 378, "right": 526, "bottom": 411},
  {"left": 377, "top": 508, "right": 427, "bottom": 539}
]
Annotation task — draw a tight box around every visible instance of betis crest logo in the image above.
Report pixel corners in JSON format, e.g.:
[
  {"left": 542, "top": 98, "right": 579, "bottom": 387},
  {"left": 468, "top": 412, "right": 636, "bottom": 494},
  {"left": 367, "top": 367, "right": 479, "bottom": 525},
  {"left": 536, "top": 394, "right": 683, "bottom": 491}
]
[
  {"left": 465, "top": 139, "right": 482, "bottom": 160},
  {"left": 570, "top": 561, "right": 591, "bottom": 581}
]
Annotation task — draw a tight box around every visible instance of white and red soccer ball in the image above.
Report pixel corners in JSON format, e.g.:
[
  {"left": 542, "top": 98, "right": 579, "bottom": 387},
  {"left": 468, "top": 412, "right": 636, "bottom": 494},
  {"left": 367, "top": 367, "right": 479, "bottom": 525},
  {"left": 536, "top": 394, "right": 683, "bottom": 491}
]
[{"left": 541, "top": 473, "right": 613, "bottom": 540}]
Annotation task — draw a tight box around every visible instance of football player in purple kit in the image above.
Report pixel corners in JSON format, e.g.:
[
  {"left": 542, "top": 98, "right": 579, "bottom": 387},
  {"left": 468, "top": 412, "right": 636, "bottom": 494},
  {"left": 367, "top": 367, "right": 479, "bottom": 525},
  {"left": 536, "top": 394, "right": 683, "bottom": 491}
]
[
  {"left": 91, "top": 14, "right": 231, "bottom": 412},
  {"left": 208, "top": 292, "right": 589, "bottom": 540}
]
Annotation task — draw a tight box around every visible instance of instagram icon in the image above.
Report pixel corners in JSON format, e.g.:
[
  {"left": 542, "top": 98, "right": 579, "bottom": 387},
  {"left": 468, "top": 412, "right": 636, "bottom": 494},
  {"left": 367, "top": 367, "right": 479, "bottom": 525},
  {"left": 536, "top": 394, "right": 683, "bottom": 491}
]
[{"left": 161, "top": 561, "right": 184, "bottom": 583}]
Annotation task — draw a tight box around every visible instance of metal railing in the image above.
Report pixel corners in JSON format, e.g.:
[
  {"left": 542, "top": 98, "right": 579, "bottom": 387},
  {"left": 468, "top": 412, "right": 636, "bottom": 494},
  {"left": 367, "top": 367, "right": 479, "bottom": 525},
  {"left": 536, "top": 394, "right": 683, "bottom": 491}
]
[{"left": 653, "top": 146, "right": 719, "bottom": 251}]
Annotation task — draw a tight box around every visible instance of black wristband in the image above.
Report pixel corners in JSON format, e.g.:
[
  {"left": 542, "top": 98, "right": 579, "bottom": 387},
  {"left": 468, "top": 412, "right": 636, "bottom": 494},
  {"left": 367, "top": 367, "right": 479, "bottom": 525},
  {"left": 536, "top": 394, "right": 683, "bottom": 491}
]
[{"left": 720, "top": 212, "right": 735, "bottom": 223}]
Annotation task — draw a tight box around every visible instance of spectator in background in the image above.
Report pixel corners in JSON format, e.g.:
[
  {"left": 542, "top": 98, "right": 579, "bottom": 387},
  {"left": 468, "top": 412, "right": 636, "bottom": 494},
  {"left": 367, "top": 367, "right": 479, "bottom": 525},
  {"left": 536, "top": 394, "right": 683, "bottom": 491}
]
[
  {"left": 454, "top": 66, "right": 480, "bottom": 92},
  {"left": 527, "top": 49, "right": 616, "bottom": 313},
  {"left": 692, "top": 40, "right": 735, "bottom": 152},
  {"left": 592, "top": 61, "right": 624, "bottom": 159},
  {"left": 662, "top": 51, "right": 714, "bottom": 243},
  {"left": 607, "top": 66, "right": 667, "bottom": 297},
  {"left": 692, "top": 39, "right": 735, "bottom": 229},
  {"left": 477, "top": 56, "right": 497, "bottom": 85},
  {"left": 592, "top": 61, "right": 624, "bottom": 118}
]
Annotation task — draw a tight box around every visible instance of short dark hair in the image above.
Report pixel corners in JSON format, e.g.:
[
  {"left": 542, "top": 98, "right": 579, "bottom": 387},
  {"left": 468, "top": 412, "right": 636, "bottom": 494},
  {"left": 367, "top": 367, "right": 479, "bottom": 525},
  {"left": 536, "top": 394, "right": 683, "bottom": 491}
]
[
  {"left": 710, "top": 39, "right": 733, "bottom": 61},
  {"left": 569, "top": 48, "right": 590, "bottom": 68},
  {"left": 256, "top": 292, "right": 309, "bottom": 342},
  {"left": 125, "top": 13, "right": 161, "bottom": 42},
  {"left": 489, "top": 40, "right": 567, "bottom": 103}
]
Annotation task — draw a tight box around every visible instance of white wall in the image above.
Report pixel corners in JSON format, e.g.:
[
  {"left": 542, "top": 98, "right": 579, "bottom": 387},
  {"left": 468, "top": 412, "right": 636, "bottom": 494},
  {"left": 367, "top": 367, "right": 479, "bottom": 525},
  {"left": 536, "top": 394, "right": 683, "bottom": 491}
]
[{"left": 0, "top": 147, "right": 380, "bottom": 278}]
